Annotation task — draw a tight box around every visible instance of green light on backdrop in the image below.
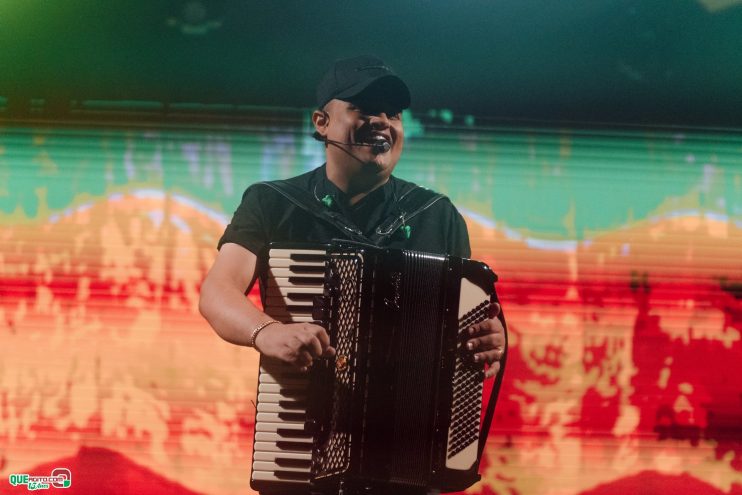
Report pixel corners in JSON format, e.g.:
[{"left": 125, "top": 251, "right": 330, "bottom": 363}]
[
  {"left": 439, "top": 109, "right": 454, "bottom": 124},
  {"left": 403, "top": 110, "right": 424, "bottom": 139}
]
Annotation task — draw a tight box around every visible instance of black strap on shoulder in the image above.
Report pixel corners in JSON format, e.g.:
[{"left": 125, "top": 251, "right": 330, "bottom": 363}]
[
  {"left": 258, "top": 179, "right": 372, "bottom": 243},
  {"left": 368, "top": 186, "right": 445, "bottom": 245},
  {"left": 259, "top": 179, "right": 446, "bottom": 247}
]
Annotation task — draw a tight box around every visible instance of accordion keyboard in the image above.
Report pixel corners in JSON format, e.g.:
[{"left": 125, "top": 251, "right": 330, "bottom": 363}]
[{"left": 251, "top": 248, "right": 327, "bottom": 485}]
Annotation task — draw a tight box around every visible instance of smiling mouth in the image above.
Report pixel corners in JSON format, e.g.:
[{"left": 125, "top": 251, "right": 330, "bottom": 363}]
[{"left": 360, "top": 134, "right": 391, "bottom": 148}]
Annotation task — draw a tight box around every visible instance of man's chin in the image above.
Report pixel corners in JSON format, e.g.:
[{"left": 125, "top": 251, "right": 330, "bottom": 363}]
[
  {"left": 363, "top": 155, "right": 396, "bottom": 175},
  {"left": 331, "top": 145, "right": 399, "bottom": 176}
]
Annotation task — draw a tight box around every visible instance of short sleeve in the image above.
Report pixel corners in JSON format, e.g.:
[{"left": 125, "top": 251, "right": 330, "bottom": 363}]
[
  {"left": 217, "top": 185, "right": 267, "bottom": 256},
  {"left": 449, "top": 208, "right": 471, "bottom": 259}
]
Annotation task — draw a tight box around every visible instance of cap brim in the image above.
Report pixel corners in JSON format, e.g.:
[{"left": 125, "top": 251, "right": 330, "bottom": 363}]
[{"left": 335, "top": 74, "right": 411, "bottom": 110}]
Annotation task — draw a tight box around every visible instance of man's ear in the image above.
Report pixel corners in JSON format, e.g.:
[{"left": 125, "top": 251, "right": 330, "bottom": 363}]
[{"left": 312, "top": 109, "right": 329, "bottom": 138}]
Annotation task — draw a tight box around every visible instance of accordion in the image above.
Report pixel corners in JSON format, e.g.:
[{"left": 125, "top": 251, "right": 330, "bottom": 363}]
[{"left": 251, "top": 242, "right": 503, "bottom": 494}]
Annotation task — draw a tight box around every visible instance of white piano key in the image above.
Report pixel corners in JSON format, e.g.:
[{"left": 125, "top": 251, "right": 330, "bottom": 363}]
[
  {"left": 254, "top": 441, "right": 311, "bottom": 453},
  {"left": 254, "top": 432, "right": 313, "bottom": 443},
  {"left": 257, "top": 402, "right": 308, "bottom": 414},
  {"left": 257, "top": 392, "right": 306, "bottom": 405},
  {"left": 256, "top": 412, "right": 305, "bottom": 423},
  {"left": 253, "top": 461, "right": 311, "bottom": 473},
  {"left": 265, "top": 291, "right": 317, "bottom": 301},
  {"left": 251, "top": 470, "right": 309, "bottom": 483},
  {"left": 267, "top": 277, "right": 324, "bottom": 289},
  {"left": 259, "top": 373, "right": 308, "bottom": 385},
  {"left": 265, "top": 296, "right": 314, "bottom": 306},
  {"left": 268, "top": 248, "right": 326, "bottom": 258},
  {"left": 259, "top": 359, "right": 309, "bottom": 373},
  {"left": 255, "top": 392, "right": 307, "bottom": 403},
  {"left": 265, "top": 286, "right": 324, "bottom": 296},
  {"left": 253, "top": 451, "right": 312, "bottom": 462},
  {"left": 264, "top": 315, "right": 316, "bottom": 323},
  {"left": 268, "top": 258, "right": 325, "bottom": 268},
  {"left": 255, "top": 421, "right": 308, "bottom": 433},
  {"left": 267, "top": 267, "right": 325, "bottom": 278},
  {"left": 289, "top": 316, "right": 316, "bottom": 322},
  {"left": 259, "top": 357, "right": 299, "bottom": 370},
  {"left": 263, "top": 307, "right": 314, "bottom": 317},
  {"left": 258, "top": 370, "right": 309, "bottom": 389},
  {"left": 258, "top": 383, "right": 307, "bottom": 395}
]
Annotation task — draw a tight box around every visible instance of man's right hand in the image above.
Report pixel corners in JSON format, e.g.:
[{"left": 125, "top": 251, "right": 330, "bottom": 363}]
[
  {"left": 254, "top": 322, "right": 336, "bottom": 371},
  {"left": 199, "top": 243, "right": 335, "bottom": 371}
]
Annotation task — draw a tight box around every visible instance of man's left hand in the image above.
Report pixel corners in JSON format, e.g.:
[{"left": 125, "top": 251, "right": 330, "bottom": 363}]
[{"left": 466, "top": 302, "right": 506, "bottom": 378}]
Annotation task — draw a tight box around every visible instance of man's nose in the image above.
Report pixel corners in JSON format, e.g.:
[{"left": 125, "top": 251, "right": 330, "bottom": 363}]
[{"left": 368, "top": 112, "right": 390, "bottom": 128}]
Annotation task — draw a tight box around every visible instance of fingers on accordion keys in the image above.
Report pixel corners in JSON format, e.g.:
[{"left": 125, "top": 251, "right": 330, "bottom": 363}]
[{"left": 312, "top": 295, "right": 331, "bottom": 321}]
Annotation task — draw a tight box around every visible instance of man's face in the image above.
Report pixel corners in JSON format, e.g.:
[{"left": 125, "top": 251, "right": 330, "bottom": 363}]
[{"left": 316, "top": 98, "right": 405, "bottom": 177}]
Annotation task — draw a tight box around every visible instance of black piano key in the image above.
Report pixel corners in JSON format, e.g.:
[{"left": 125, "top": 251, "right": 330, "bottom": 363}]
[
  {"left": 278, "top": 400, "right": 307, "bottom": 410},
  {"left": 277, "top": 412, "right": 307, "bottom": 422},
  {"left": 276, "top": 428, "right": 312, "bottom": 438},
  {"left": 290, "top": 253, "right": 327, "bottom": 263},
  {"left": 286, "top": 292, "right": 318, "bottom": 302},
  {"left": 287, "top": 276, "right": 325, "bottom": 285},
  {"left": 288, "top": 265, "right": 326, "bottom": 274},
  {"left": 276, "top": 441, "right": 314, "bottom": 452},
  {"left": 275, "top": 458, "right": 312, "bottom": 469},
  {"left": 272, "top": 470, "right": 312, "bottom": 481},
  {"left": 288, "top": 306, "right": 314, "bottom": 315}
]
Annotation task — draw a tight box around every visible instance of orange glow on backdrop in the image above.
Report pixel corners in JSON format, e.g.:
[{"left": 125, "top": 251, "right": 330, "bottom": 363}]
[{"left": 1, "top": 120, "right": 741, "bottom": 494}]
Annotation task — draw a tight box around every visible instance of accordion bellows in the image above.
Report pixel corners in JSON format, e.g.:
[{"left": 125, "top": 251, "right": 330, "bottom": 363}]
[{"left": 251, "top": 242, "right": 498, "bottom": 494}]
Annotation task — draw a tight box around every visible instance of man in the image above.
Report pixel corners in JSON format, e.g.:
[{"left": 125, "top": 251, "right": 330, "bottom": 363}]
[
  {"left": 199, "top": 55, "right": 506, "bottom": 492},
  {"left": 200, "top": 55, "right": 505, "bottom": 373}
]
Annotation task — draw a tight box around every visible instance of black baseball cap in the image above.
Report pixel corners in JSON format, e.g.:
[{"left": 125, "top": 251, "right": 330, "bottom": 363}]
[{"left": 315, "top": 55, "right": 411, "bottom": 110}]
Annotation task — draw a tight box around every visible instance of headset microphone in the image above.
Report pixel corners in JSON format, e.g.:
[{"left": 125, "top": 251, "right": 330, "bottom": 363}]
[
  {"left": 322, "top": 137, "right": 391, "bottom": 155},
  {"left": 371, "top": 140, "right": 391, "bottom": 154}
]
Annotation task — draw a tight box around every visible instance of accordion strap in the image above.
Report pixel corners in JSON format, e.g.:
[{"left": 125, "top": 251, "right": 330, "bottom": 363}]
[
  {"left": 477, "top": 306, "right": 508, "bottom": 463},
  {"left": 259, "top": 179, "right": 444, "bottom": 246}
]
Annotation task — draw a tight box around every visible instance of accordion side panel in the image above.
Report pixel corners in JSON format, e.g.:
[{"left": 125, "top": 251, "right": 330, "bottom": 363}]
[{"left": 446, "top": 277, "right": 490, "bottom": 470}]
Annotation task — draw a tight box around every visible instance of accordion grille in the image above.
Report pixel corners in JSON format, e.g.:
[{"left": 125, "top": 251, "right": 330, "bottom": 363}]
[
  {"left": 314, "top": 253, "right": 363, "bottom": 477},
  {"left": 448, "top": 300, "right": 489, "bottom": 458}
]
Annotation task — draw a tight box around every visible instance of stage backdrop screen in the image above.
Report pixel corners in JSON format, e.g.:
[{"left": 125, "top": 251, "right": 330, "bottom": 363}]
[{"left": 1, "top": 112, "right": 741, "bottom": 495}]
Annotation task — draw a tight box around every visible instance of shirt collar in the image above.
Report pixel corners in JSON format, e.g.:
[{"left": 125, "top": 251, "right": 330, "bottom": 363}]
[{"left": 314, "top": 164, "right": 396, "bottom": 209}]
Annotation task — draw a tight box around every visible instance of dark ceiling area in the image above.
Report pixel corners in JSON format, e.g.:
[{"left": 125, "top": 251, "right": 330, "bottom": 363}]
[{"left": 1, "top": 0, "right": 741, "bottom": 127}]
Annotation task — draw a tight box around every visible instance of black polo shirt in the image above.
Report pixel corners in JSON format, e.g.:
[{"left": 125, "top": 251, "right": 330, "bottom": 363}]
[{"left": 218, "top": 165, "right": 470, "bottom": 259}]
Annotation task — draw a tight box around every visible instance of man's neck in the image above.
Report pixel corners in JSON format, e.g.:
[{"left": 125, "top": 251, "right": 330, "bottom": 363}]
[{"left": 325, "top": 162, "right": 390, "bottom": 206}]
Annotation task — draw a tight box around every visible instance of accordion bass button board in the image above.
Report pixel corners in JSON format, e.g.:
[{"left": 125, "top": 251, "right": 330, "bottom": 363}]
[{"left": 250, "top": 243, "right": 501, "bottom": 494}]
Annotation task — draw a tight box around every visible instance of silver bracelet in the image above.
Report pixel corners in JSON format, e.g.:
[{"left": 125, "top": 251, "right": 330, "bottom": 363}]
[{"left": 248, "top": 319, "right": 280, "bottom": 348}]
